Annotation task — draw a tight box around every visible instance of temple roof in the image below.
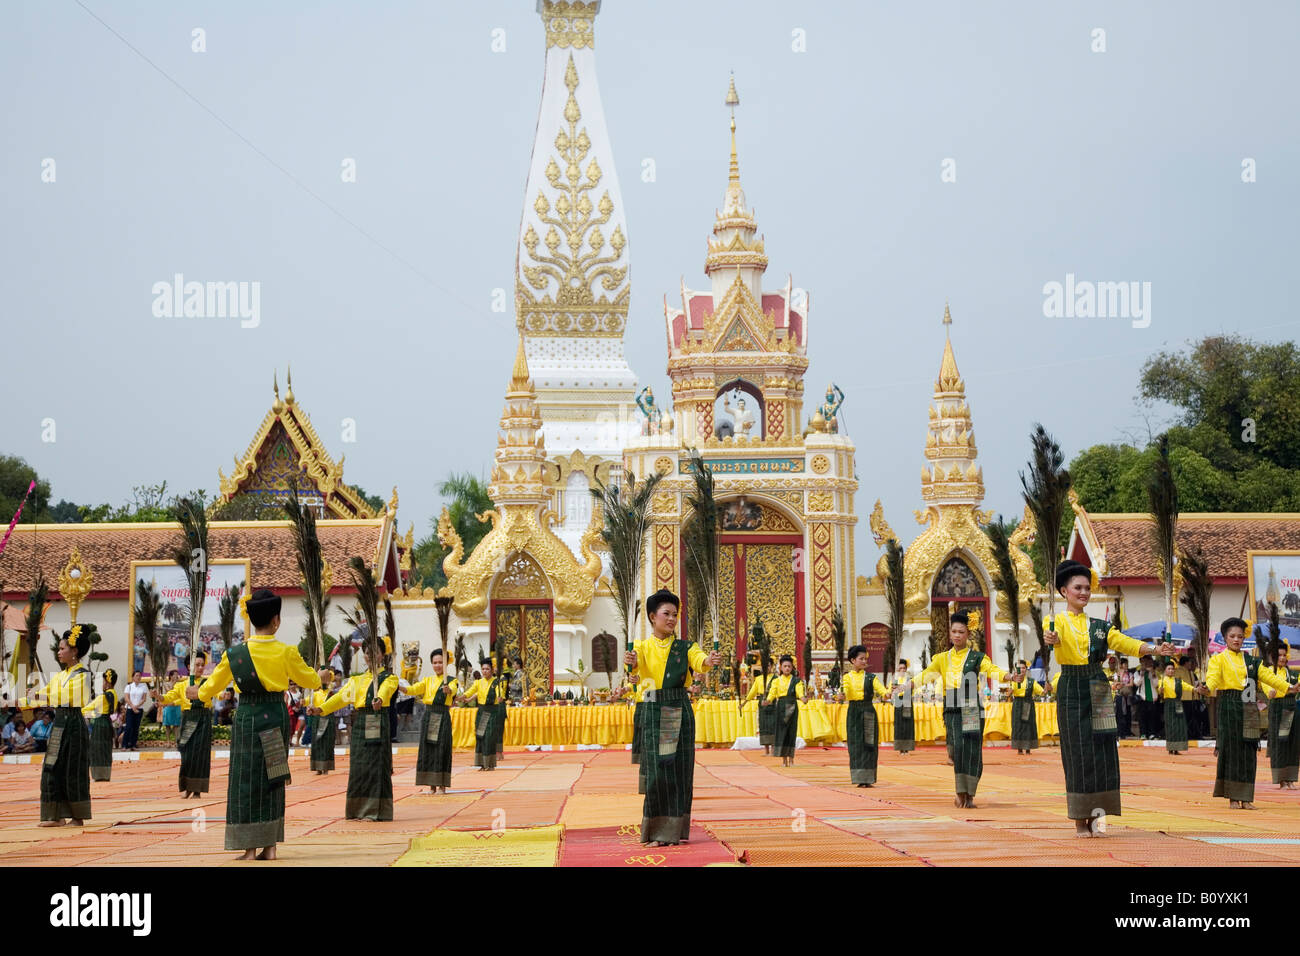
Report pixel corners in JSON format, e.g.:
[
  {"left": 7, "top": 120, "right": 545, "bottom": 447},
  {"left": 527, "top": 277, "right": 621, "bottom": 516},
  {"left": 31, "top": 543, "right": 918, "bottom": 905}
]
[
  {"left": 0, "top": 518, "right": 399, "bottom": 598},
  {"left": 1068, "top": 506, "right": 1300, "bottom": 581},
  {"left": 216, "top": 369, "right": 381, "bottom": 521}
]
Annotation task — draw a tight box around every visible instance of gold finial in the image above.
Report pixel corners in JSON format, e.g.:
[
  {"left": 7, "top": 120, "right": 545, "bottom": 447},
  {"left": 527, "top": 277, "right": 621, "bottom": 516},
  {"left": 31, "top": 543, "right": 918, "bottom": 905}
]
[
  {"left": 285, "top": 365, "right": 295, "bottom": 405},
  {"left": 272, "top": 371, "right": 283, "bottom": 413},
  {"left": 510, "top": 334, "right": 532, "bottom": 389},
  {"left": 725, "top": 73, "right": 740, "bottom": 185},
  {"left": 387, "top": 486, "right": 399, "bottom": 513},
  {"left": 943, "top": 300, "right": 952, "bottom": 333}
]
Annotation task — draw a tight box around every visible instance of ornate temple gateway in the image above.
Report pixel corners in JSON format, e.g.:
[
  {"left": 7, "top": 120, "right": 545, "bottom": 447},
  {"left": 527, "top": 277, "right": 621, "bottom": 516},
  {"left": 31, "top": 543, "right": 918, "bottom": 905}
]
[{"left": 623, "top": 78, "right": 859, "bottom": 672}]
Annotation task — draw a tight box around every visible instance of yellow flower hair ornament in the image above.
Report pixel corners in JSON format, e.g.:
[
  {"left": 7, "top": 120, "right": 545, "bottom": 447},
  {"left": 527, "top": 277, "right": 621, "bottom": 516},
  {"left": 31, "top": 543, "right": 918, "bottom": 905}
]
[
  {"left": 67, "top": 624, "right": 83, "bottom": 648},
  {"left": 239, "top": 591, "right": 251, "bottom": 618}
]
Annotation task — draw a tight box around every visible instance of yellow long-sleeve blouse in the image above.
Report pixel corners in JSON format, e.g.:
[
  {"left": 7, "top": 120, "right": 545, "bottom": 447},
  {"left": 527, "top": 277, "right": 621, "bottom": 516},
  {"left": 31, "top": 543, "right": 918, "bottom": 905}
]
[
  {"left": 319, "top": 671, "right": 399, "bottom": 715},
  {"left": 841, "top": 671, "right": 888, "bottom": 701},
  {"left": 1009, "top": 679, "right": 1043, "bottom": 699},
  {"left": 1260, "top": 664, "right": 1296, "bottom": 699},
  {"left": 82, "top": 689, "right": 117, "bottom": 719},
  {"left": 1157, "top": 675, "right": 1192, "bottom": 700},
  {"left": 406, "top": 673, "right": 458, "bottom": 705},
  {"left": 462, "top": 676, "right": 508, "bottom": 705},
  {"left": 20, "top": 663, "right": 92, "bottom": 709},
  {"left": 161, "top": 675, "right": 207, "bottom": 711},
  {"left": 631, "top": 637, "right": 708, "bottom": 691},
  {"left": 915, "top": 647, "right": 1008, "bottom": 691},
  {"left": 745, "top": 674, "right": 772, "bottom": 702},
  {"left": 197, "top": 635, "right": 321, "bottom": 704},
  {"left": 1205, "top": 651, "right": 1291, "bottom": 695},
  {"left": 1047, "top": 612, "right": 1146, "bottom": 665},
  {"left": 765, "top": 673, "right": 806, "bottom": 702}
]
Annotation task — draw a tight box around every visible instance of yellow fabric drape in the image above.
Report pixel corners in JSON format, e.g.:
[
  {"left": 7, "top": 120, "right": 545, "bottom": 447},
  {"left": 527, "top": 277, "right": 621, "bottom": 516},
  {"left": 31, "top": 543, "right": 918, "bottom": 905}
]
[{"left": 440, "top": 701, "right": 1062, "bottom": 748}]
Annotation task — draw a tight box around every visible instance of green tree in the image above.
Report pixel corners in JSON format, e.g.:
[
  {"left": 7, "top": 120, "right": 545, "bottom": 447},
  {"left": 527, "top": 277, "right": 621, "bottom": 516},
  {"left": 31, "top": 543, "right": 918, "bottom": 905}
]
[
  {"left": 410, "top": 473, "right": 495, "bottom": 591},
  {"left": 1070, "top": 335, "right": 1300, "bottom": 514},
  {"left": 0, "top": 456, "right": 52, "bottom": 524}
]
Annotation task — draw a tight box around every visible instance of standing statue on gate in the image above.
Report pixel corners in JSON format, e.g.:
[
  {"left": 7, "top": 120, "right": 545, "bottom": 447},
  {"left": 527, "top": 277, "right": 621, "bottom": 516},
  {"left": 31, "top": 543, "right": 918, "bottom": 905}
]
[
  {"left": 818, "top": 383, "right": 845, "bottom": 434},
  {"left": 636, "top": 386, "right": 672, "bottom": 436}
]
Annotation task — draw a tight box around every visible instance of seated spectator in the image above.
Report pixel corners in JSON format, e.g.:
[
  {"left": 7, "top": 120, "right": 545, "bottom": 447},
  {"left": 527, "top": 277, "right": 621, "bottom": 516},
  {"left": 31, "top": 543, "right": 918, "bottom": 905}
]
[
  {"left": 112, "top": 703, "right": 126, "bottom": 748},
  {"left": 29, "top": 710, "right": 53, "bottom": 752},
  {"left": 1, "top": 709, "right": 16, "bottom": 751},
  {"left": 8, "top": 719, "right": 34, "bottom": 754}
]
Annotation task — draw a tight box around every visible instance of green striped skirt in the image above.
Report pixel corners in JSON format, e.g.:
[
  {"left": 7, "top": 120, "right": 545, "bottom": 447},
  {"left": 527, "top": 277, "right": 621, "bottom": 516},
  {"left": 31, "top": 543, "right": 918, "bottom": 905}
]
[
  {"left": 943, "top": 708, "right": 984, "bottom": 796},
  {"left": 1011, "top": 695, "right": 1039, "bottom": 749},
  {"left": 893, "top": 702, "right": 916, "bottom": 753},
  {"left": 309, "top": 714, "right": 335, "bottom": 772},
  {"left": 178, "top": 706, "right": 212, "bottom": 793},
  {"left": 225, "top": 691, "right": 289, "bottom": 850},
  {"left": 415, "top": 703, "right": 453, "bottom": 787},
  {"left": 1163, "top": 698, "right": 1188, "bottom": 752},
  {"left": 1213, "top": 690, "right": 1261, "bottom": 802},
  {"left": 630, "top": 702, "right": 644, "bottom": 764},
  {"left": 346, "top": 709, "right": 394, "bottom": 820},
  {"left": 640, "top": 687, "right": 695, "bottom": 845},
  {"left": 1267, "top": 698, "right": 1299, "bottom": 784},
  {"left": 846, "top": 700, "right": 879, "bottom": 785},
  {"left": 1056, "top": 664, "right": 1121, "bottom": 819},
  {"left": 473, "top": 705, "right": 501, "bottom": 770},
  {"left": 42, "top": 707, "right": 91, "bottom": 822},
  {"left": 89, "top": 714, "right": 113, "bottom": 782},
  {"left": 773, "top": 697, "right": 799, "bottom": 758},
  {"left": 631, "top": 702, "right": 647, "bottom": 795},
  {"left": 758, "top": 700, "right": 776, "bottom": 746}
]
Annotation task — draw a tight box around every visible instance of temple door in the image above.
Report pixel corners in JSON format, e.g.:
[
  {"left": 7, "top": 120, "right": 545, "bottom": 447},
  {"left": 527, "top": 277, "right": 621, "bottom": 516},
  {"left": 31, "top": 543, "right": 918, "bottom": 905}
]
[
  {"left": 491, "top": 602, "right": 554, "bottom": 696},
  {"left": 490, "top": 551, "right": 555, "bottom": 695}
]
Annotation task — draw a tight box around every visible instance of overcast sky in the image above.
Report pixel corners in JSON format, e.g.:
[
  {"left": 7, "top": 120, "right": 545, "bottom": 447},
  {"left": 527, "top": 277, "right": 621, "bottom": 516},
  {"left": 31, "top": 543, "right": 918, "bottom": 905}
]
[{"left": 3, "top": 1, "right": 1298, "bottom": 567}]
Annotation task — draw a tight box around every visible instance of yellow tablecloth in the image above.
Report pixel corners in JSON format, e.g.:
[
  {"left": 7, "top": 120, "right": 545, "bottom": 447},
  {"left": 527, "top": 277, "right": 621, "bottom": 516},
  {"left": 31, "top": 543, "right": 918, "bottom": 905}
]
[{"left": 445, "top": 700, "right": 1060, "bottom": 748}]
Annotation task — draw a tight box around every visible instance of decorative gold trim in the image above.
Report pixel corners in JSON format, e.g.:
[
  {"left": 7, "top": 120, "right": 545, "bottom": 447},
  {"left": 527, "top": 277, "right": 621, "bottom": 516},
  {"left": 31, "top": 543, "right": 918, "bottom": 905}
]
[
  {"left": 216, "top": 374, "right": 378, "bottom": 520},
  {"left": 516, "top": 50, "right": 626, "bottom": 338},
  {"left": 540, "top": 1, "right": 597, "bottom": 50}
]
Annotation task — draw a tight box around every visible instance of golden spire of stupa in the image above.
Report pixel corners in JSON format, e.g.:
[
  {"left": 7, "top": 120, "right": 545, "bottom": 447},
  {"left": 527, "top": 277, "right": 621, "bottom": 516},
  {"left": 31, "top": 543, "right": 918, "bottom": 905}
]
[
  {"left": 726, "top": 72, "right": 740, "bottom": 187},
  {"left": 937, "top": 302, "right": 963, "bottom": 394},
  {"left": 922, "top": 303, "right": 982, "bottom": 504},
  {"left": 707, "top": 73, "right": 765, "bottom": 276},
  {"left": 285, "top": 364, "right": 295, "bottom": 405},
  {"left": 272, "top": 370, "right": 283, "bottom": 414},
  {"left": 509, "top": 333, "right": 533, "bottom": 394}
]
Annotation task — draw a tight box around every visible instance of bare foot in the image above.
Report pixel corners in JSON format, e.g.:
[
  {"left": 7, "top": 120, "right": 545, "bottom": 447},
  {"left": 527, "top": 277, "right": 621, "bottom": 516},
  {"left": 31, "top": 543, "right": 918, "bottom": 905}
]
[
  {"left": 954, "top": 795, "right": 963, "bottom": 808},
  {"left": 966, "top": 800, "right": 978, "bottom": 809},
  {"left": 38, "top": 820, "right": 63, "bottom": 828},
  {"left": 1074, "top": 823, "right": 1091, "bottom": 837},
  {"left": 1240, "top": 801, "right": 1257, "bottom": 810},
  {"left": 237, "top": 849, "right": 255, "bottom": 861},
  {"left": 256, "top": 846, "right": 276, "bottom": 860},
  {"left": 68, "top": 819, "right": 84, "bottom": 827}
]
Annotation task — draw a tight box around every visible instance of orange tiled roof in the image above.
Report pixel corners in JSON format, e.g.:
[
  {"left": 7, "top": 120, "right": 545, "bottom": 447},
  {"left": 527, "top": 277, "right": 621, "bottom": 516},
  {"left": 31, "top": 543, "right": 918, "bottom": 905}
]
[
  {"left": 1087, "top": 513, "right": 1300, "bottom": 579},
  {"left": 0, "top": 520, "right": 385, "bottom": 595}
]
